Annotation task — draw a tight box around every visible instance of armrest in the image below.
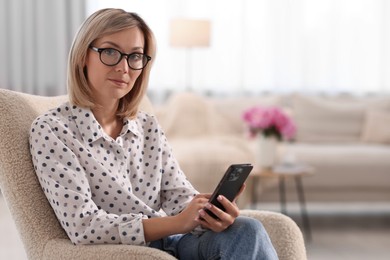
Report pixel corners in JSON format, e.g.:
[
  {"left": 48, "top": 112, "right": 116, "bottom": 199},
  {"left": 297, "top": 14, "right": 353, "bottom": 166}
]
[
  {"left": 43, "top": 238, "right": 176, "bottom": 260},
  {"left": 43, "top": 211, "right": 306, "bottom": 260},
  {"left": 240, "top": 210, "right": 307, "bottom": 260}
]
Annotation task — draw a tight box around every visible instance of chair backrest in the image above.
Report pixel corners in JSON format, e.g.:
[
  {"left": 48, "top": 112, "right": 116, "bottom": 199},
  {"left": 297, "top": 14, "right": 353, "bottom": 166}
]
[{"left": 0, "top": 89, "right": 154, "bottom": 259}]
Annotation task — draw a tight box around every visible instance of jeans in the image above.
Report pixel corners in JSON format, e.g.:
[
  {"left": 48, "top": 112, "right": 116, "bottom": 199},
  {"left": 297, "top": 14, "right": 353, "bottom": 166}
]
[{"left": 149, "top": 216, "right": 279, "bottom": 260}]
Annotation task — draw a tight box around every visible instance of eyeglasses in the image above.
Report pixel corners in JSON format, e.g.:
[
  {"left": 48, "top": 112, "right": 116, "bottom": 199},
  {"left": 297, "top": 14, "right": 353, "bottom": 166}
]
[{"left": 89, "top": 46, "right": 151, "bottom": 70}]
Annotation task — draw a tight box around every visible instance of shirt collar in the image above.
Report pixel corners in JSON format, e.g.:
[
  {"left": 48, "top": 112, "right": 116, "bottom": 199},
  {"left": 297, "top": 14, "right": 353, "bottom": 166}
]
[
  {"left": 70, "top": 104, "right": 141, "bottom": 143},
  {"left": 121, "top": 118, "right": 141, "bottom": 137}
]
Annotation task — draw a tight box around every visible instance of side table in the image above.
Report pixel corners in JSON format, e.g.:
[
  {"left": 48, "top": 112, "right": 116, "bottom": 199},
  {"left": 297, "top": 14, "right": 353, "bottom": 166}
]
[{"left": 250, "top": 163, "right": 315, "bottom": 242}]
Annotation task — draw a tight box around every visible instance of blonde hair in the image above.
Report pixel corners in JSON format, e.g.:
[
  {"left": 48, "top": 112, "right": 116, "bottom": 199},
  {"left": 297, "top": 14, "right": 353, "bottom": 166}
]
[{"left": 67, "top": 8, "right": 156, "bottom": 119}]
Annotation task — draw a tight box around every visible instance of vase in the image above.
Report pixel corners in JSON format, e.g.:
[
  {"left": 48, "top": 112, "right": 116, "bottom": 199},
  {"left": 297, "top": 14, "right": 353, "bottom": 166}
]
[{"left": 256, "top": 135, "right": 278, "bottom": 169}]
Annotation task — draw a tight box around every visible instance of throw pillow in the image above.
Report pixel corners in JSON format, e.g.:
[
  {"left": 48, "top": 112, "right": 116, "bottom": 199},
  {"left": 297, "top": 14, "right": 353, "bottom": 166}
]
[
  {"left": 361, "top": 109, "right": 390, "bottom": 144},
  {"left": 292, "top": 94, "right": 390, "bottom": 143},
  {"left": 210, "top": 95, "right": 281, "bottom": 135},
  {"left": 159, "top": 92, "right": 231, "bottom": 138}
]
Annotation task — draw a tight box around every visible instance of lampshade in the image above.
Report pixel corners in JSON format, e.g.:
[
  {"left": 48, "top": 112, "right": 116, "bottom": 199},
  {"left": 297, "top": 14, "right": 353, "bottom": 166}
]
[{"left": 170, "top": 19, "right": 211, "bottom": 47}]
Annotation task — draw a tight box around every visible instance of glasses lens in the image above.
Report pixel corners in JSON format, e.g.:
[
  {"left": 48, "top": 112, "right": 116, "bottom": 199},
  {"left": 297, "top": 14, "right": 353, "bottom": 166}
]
[
  {"left": 128, "top": 53, "right": 148, "bottom": 70},
  {"left": 100, "top": 48, "right": 121, "bottom": 66}
]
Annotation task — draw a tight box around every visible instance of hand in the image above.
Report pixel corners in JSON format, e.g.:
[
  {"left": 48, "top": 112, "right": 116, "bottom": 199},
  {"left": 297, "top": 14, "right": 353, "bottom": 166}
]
[
  {"left": 143, "top": 193, "right": 212, "bottom": 242},
  {"left": 197, "top": 195, "right": 238, "bottom": 232},
  {"left": 197, "top": 184, "right": 246, "bottom": 232},
  {"left": 175, "top": 194, "right": 210, "bottom": 233}
]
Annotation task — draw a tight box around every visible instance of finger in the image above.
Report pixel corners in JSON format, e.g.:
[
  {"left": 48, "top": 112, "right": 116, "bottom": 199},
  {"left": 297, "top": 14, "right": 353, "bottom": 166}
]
[
  {"left": 202, "top": 193, "right": 212, "bottom": 199},
  {"left": 204, "top": 202, "right": 236, "bottom": 229},
  {"left": 198, "top": 206, "right": 219, "bottom": 223},
  {"left": 192, "top": 195, "right": 211, "bottom": 205},
  {"left": 195, "top": 193, "right": 212, "bottom": 198},
  {"left": 201, "top": 203, "right": 231, "bottom": 226},
  {"left": 197, "top": 209, "right": 225, "bottom": 232},
  {"left": 216, "top": 195, "right": 240, "bottom": 219},
  {"left": 204, "top": 202, "right": 226, "bottom": 221}
]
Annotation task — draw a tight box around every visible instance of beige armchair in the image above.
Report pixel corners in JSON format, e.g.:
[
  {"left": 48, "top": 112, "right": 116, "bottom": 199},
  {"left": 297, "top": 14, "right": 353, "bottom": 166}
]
[{"left": 0, "top": 89, "right": 306, "bottom": 260}]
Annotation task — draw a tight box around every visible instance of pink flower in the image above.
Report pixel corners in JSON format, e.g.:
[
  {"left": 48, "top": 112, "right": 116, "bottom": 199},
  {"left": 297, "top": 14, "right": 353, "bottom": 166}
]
[{"left": 242, "top": 106, "right": 296, "bottom": 140}]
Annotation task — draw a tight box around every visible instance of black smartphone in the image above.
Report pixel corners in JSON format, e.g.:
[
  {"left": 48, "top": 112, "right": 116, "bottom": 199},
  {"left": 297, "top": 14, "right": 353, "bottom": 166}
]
[{"left": 205, "top": 163, "right": 253, "bottom": 219}]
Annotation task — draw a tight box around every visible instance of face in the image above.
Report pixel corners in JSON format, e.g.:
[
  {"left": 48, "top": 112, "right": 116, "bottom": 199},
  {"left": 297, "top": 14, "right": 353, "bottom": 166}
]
[{"left": 85, "top": 27, "right": 145, "bottom": 107}]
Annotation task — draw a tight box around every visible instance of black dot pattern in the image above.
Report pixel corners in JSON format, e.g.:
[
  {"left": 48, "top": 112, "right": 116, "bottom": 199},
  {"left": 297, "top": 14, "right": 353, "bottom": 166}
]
[{"left": 29, "top": 102, "right": 198, "bottom": 246}]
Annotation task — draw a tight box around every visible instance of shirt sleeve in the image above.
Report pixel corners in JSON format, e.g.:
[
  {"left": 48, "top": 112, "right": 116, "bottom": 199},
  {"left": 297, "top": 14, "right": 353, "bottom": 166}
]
[
  {"left": 156, "top": 126, "right": 208, "bottom": 236},
  {"left": 29, "top": 115, "right": 149, "bottom": 246},
  {"left": 156, "top": 123, "right": 199, "bottom": 216}
]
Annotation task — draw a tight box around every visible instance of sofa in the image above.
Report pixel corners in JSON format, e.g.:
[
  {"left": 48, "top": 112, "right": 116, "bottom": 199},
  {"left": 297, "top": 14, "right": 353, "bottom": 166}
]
[{"left": 155, "top": 91, "right": 390, "bottom": 206}]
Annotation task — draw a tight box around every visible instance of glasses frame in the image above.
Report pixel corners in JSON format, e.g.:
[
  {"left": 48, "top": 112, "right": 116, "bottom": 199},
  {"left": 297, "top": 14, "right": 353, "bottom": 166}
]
[{"left": 89, "top": 46, "right": 151, "bottom": 70}]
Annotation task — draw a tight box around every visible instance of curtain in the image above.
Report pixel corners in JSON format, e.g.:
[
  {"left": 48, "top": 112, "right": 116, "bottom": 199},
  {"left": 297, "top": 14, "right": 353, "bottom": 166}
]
[
  {"left": 88, "top": 0, "right": 390, "bottom": 95},
  {"left": 0, "top": 0, "right": 86, "bottom": 96}
]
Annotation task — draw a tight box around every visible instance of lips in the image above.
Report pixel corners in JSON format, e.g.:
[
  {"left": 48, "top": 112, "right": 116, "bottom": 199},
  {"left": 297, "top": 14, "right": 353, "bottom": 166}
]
[{"left": 109, "top": 78, "right": 129, "bottom": 86}]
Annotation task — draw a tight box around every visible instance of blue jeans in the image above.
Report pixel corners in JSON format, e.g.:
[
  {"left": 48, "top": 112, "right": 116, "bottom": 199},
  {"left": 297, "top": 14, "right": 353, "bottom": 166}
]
[{"left": 149, "top": 216, "right": 278, "bottom": 260}]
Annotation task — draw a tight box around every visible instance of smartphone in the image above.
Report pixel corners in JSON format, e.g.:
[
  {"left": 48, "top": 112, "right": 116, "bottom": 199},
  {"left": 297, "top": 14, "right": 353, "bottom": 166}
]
[{"left": 205, "top": 163, "right": 253, "bottom": 219}]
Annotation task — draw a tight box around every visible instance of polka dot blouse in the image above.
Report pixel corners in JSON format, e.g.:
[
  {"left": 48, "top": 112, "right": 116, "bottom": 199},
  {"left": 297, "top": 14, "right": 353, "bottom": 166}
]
[{"left": 29, "top": 102, "right": 198, "bottom": 246}]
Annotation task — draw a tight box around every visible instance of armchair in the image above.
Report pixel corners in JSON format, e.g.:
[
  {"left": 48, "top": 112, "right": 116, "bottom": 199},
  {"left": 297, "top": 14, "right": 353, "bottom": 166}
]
[{"left": 0, "top": 89, "right": 306, "bottom": 259}]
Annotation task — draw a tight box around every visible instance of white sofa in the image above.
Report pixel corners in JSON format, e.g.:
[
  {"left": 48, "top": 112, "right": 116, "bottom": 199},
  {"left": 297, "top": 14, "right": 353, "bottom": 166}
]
[{"left": 155, "top": 92, "right": 390, "bottom": 206}]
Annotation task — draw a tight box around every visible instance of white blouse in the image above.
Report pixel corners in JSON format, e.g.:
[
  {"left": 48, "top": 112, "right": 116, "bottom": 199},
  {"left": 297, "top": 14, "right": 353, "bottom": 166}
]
[{"left": 29, "top": 102, "right": 198, "bottom": 246}]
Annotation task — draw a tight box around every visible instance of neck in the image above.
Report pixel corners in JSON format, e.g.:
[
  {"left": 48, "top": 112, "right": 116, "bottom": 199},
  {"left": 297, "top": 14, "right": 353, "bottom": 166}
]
[
  {"left": 92, "top": 103, "right": 122, "bottom": 139},
  {"left": 92, "top": 102, "right": 117, "bottom": 122}
]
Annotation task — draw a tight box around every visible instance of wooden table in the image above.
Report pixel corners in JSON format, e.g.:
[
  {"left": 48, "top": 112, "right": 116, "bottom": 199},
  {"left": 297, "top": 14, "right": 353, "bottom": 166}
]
[{"left": 250, "top": 163, "right": 315, "bottom": 241}]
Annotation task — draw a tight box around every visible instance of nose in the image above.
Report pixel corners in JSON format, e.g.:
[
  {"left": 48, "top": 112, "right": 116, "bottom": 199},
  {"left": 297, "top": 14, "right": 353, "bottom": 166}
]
[{"left": 115, "top": 56, "right": 129, "bottom": 73}]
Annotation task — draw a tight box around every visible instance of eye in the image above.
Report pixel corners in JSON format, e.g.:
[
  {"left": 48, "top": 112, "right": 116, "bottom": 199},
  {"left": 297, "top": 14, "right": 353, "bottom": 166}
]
[
  {"left": 129, "top": 53, "right": 144, "bottom": 61},
  {"left": 102, "top": 48, "right": 119, "bottom": 57}
]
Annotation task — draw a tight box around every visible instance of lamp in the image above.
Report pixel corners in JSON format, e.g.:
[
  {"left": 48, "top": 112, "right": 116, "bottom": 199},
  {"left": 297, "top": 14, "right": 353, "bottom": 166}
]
[{"left": 170, "top": 19, "right": 211, "bottom": 91}]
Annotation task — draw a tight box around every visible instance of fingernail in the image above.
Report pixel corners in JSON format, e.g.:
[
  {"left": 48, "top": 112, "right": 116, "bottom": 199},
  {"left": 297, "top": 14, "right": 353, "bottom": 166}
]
[
  {"left": 205, "top": 203, "right": 212, "bottom": 209},
  {"left": 198, "top": 209, "right": 205, "bottom": 217},
  {"left": 218, "top": 195, "right": 223, "bottom": 201}
]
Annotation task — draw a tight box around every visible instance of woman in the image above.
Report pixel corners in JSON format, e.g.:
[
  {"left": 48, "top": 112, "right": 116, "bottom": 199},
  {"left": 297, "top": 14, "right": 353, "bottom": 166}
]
[{"left": 29, "top": 8, "right": 278, "bottom": 259}]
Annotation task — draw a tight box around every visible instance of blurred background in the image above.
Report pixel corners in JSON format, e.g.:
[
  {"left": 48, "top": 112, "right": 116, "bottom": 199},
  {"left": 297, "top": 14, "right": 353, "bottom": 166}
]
[
  {"left": 2, "top": 0, "right": 390, "bottom": 98},
  {"left": 1, "top": 0, "right": 390, "bottom": 259}
]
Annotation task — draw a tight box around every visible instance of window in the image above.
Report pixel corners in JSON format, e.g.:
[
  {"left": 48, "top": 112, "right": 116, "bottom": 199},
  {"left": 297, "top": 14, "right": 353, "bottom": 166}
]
[{"left": 88, "top": 0, "right": 390, "bottom": 95}]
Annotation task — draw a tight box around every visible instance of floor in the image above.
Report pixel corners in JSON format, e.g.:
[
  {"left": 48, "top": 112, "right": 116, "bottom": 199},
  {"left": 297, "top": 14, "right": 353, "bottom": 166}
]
[
  {"left": 306, "top": 226, "right": 390, "bottom": 260},
  {"left": 1, "top": 197, "right": 390, "bottom": 260},
  {"left": 0, "top": 197, "right": 27, "bottom": 260},
  {"left": 260, "top": 202, "right": 390, "bottom": 260}
]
